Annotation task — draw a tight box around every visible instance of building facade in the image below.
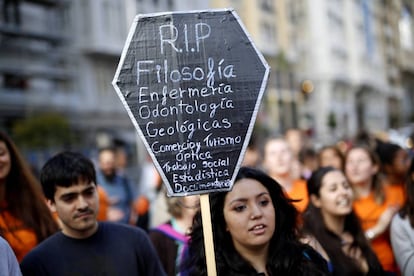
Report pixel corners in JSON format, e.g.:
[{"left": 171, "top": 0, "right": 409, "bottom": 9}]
[{"left": 1, "top": 0, "right": 413, "bottom": 154}]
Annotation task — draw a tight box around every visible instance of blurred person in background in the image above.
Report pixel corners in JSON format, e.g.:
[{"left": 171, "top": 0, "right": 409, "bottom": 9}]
[
  {"left": 0, "top": 131, "right": 58, "bottom": 262},
  {"left": 299, "top": 146, "right": 318, "bottom": 180},
  {"left": 0, "top": 236, "right": 21, "bottom": 275},
  {"left": 96, "top": 147, "right": 137, "bottom": 224},
  {"left": 345, "top": 145, "right": 399, "bottom": 274},
  {"left": 285, "top": 128, "right": 306, "bottom": 159},
  {"left": 285, "top": 128, "right": 308, "bottom": 179},
  {"left": 317, "top": 145, "right": 345, "bottom": 171},
  {"left": 149, "top": 194, "right": 200, "bottom": 276},
  {"left": 241, "top": 135, "right": 261, "bottom": 168},
  {"left": 390, "top": 158, "right": 414, "bottom": 276},
  {"left": 114, "top": 146, "right": 150, "bottom": 230},
  {"left": 262, "top": 137, "right": 309, "bottom": 212},
  {"left": 376, "top": 142, "right": 409, "bottom": 206},
  {"left": 114, "top": 146, "right": 129, "bottom": 177},
  {"left": 301, "top": 166, "right": 384, "bottom": 275}
]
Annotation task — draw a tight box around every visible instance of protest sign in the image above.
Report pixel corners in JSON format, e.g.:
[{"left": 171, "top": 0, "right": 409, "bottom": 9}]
[{"left": 113, "top": 9, "right": 269, "bottom": 196}]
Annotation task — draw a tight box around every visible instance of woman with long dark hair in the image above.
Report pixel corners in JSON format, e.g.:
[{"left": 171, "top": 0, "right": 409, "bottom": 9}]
[
  {"left": 301, "top": 166, "right": 384, "bottom": 275},
  {"left": 185, "top": 167, "right": 328, "bottom": 276},
  {"left": 0, "top": 131, "right": 58, "bottom": 261}
]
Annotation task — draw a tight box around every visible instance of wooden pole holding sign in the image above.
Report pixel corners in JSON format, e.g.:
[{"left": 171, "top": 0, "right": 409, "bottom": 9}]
[
  {"left": 200, "top": 194, "right": 217, "bottom": 276},
  {"left": 112, "top": 9, "right": 269, "bottom": 276}
]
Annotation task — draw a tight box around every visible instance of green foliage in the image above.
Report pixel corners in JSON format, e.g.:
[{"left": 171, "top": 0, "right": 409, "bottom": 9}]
[{"left": 12, "top": 113, "right": 74, "bottom": 149}]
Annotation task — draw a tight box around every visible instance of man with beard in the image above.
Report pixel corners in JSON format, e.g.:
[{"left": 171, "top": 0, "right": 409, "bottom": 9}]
[
  {"left": 20, "top": 151, "right": 165, "bottom": 275},
  {"left": 97, "top": 147, "right": 137, "bottom": 224}
]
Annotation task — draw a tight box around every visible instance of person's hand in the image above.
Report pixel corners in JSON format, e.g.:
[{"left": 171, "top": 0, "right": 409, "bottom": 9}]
[
  {"left": 366, "top": 204, "right": 399, "bottom": 240},
  {"left": 341, "top": 232, "right": 368, "bottom": 273},
  {"left": 376, "top": 205, "right": 399, "bottom": 233}
]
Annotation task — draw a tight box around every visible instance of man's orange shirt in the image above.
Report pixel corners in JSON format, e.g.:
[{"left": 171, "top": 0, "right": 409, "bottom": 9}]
[
  {"left": 353, "top": 186, "right": 403, "bottom": 273},
  {"left": 286, "top": 179, "right": 309, "bottom": 213},
  {"left": 0, "top": 210, "right": 38, "bottom": 262},
  {"left": 97, "top": 186, "right": 109, "bottom": 221}
]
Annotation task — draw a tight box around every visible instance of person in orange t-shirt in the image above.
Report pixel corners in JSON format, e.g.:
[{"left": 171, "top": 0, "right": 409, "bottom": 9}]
[
  {"left": 0, "top": 206, "right": 38, "bottom": 262},
  {"left": 345, "top": 145, "right": 399, "bottom": 274},
  {"left": 0, "top": 131, "right": 59, "bottom": 262},
  {"left": 262, "top": 137, "right": 309, "bottom": 213}
]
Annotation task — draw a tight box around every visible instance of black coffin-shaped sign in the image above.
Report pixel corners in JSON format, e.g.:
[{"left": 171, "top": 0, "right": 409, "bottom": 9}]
[{"left": 113, "top": 9, "right": 270, "bottom": 196}]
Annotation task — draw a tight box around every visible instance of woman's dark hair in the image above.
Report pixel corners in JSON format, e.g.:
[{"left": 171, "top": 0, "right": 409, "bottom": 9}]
[
  {"left": 375, "top": 142, "right": 402, "bottom": 167},
  {"left": 302, "top": 166, "right": 383, "bottom": 276},
  {"left": 317, "top": 145, "right": 345, "bottom": 171},
  {"left": 399, "top": 158, "right": 414, "bottom": 227},
  {"left": 40, "top": 151, "right": 97, "bottom": 201},
  {"left": 0, "top": 131, "right": 59, "bottom": 242},
  {"left": 186, "top": 167, "right": 328, "bottom": 275}
]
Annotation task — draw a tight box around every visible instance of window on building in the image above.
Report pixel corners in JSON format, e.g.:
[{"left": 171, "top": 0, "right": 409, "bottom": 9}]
[
  {"left": 2, "top": 73, "right": 28, "bottom": 91},
  {"left": 94, "top": 60, "right": 113, "bottom": 100},
  {"left": 167, "top": 0, "right": 173, "bottom": 10},
  {"left": 102, "top": 0, "right": 124, "bottom": 41},
  {"left": 259, "top": 0, "right": 274, "bottom": 12},
  {"left": 399, "top": 5, "right": 413, "bottom": 50},
  {"left": 260, "top": 21, "right": 276, "bottom": 45},
  {"left": 80, "top": 1, "right": 91, "bottom": 38}
]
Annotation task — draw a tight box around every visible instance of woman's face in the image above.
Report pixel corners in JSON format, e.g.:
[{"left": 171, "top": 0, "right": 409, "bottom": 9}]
[
  {"left": 0, "top": 141, "right": 11, "bottom": 182},
  {"left": 180, "top": 195, "right": 200, "bottom": 218},
  {"left": 313, "top": 170, "right": 353, "bottom": 217},
  {"left": 223, "top": 178, "right": 275, "bottom": 253},
  {"left": 391, "top": 149, "right": 410, "bottom": 177},
  {"left": 345, "top": 148, "right": 377, "bottom": 186},
  {"left": 319, "top": 148, "right": 343, "bottom": 170}
]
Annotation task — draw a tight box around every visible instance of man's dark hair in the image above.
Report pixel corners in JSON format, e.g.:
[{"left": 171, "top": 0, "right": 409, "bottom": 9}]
[{"left": 40, "top": 151, "right": 97, "bottom": 201}]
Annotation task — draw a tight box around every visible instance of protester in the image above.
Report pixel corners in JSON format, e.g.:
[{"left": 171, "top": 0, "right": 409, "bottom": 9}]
[
  {"left": 0, "top": 236, "right": 21, "bottom": 276},
  {"left": 185, "top": 167, "right": 329, "bottom": 275},
  {"left": 301, "top": 166, "right": 384, "bottom": 275},
  {"left": 242, "top": 135, "right": 261, "bottom": 168},
  {"left": 345, "top": 145, "right": 399, "bottom": 274},
  {"left": 390, "top": 158, "right": 414, "bottom": 275},
  {"left": 285, "top": 128, "right": 308, "bottom": 179},
  {"left": 149, "top": 178, "right": 171, "bottom": 228},
  {"left": 285, "top": 128, "right": 306, "bottom": 158},
  {"left": 317, "top": 145, "right": 345, "bottom": 171},
  {"left": 96, "top": 147, "right": 137, "bottom": 224},
  {"left": 149, "top": 194, "right": 200, "bottom": 275},
  {"left": 262, "top": 137, "right": 309, "bottom": 212},
  {"left": 114, "top": 145, "right": 151, "bottom": 230},
  {"left": 0, "top": 131, "right": 58, "bottom": 262},
  {"left": 20, "top": 151, "right": 166, "bottom": 275},
  {"left": 376, "top": 142, "right": 409, "bottom": 206},
  {"left": 299, "top": 146, "right": 318, "bottom": 180}
]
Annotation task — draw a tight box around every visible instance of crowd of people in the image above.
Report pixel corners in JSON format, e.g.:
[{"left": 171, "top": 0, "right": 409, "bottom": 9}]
[{"left": 1, "top": 127, "right": 414, "bottom": 275}]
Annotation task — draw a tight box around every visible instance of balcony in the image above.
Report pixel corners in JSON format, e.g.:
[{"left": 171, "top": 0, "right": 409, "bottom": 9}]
[
  {"left": 0, "top": 23, "right": 68, "bottom": 45},
  {"left": 26, "top": 0, "right": 68, "bottom": 7}
]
